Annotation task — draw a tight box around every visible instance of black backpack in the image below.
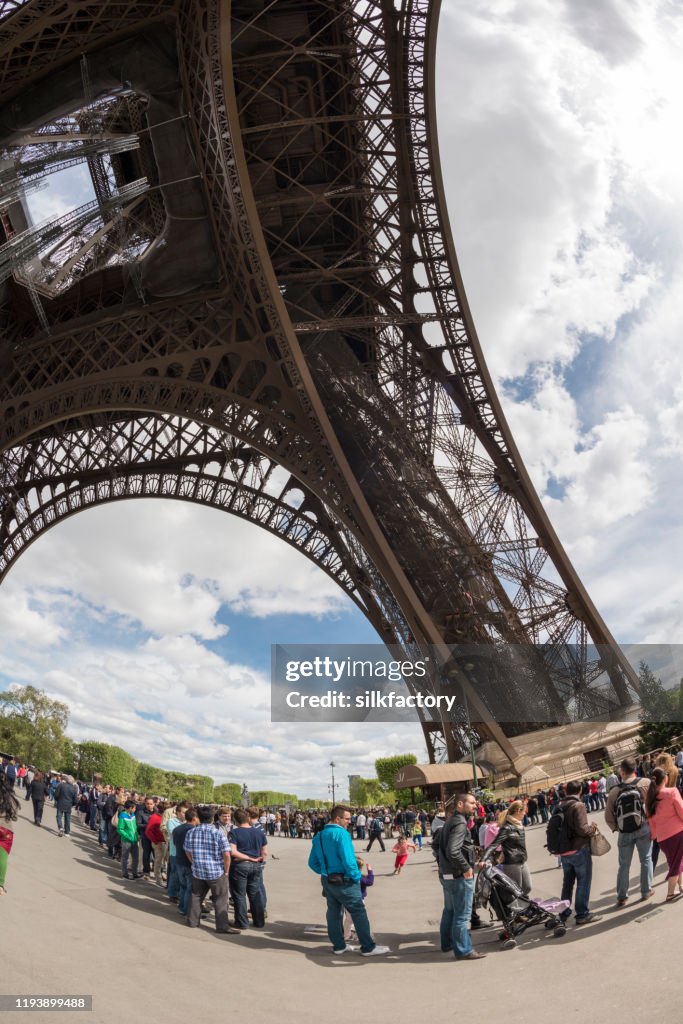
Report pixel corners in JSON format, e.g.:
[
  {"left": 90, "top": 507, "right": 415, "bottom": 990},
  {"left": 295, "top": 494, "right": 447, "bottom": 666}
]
[
  {"left": 431, "top": 824, "right": 444, "bottom": 860},
  {"left": 614, "top": 781, "right": 644, "bottom": 833},
  {"left": 545, "top": 802, "right": 572, "bottom": 855}
]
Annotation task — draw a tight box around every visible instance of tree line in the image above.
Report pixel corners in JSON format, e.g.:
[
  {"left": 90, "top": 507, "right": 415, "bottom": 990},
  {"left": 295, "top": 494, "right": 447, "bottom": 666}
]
[{"left": 0, "top": 685, "right": 327, "bottom": 806}]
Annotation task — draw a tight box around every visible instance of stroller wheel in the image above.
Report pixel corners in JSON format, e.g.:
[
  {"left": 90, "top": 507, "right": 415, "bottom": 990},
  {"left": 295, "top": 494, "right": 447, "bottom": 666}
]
[
  {"left": 503, "top": 938, "right": 517, "bottom": 950},
  {"left": 553, "top": 925, "right": 566, "bottom": 938},
  {"left": 544, "top": 920, "right": 555, "bottom": 929}
]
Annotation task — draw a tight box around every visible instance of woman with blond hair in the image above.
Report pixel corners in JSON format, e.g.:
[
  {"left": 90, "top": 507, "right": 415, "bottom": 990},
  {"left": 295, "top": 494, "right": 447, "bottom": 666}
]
[
  {"left": 481, "top": 800, "right": 531, "bottom": 894},
  {"left": 645, "top": 767, "right": 683, "bottom": 902},
  {"left": 655, "top": 752, "right": 679, "bottom": 788}
]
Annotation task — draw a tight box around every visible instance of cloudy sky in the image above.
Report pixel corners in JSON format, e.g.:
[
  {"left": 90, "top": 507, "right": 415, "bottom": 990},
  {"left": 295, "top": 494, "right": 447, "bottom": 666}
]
[{"left": 2, "top": 0, "right": 683, "bottom": 797}]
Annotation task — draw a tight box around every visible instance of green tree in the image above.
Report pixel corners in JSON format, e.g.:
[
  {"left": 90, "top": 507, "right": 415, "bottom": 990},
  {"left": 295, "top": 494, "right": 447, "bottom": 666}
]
[
  {"left": 0, "top": 686, "right": 69, "bottom": 768},
  {"left": 637, "top": 662, "right": 683, "bottom": 751},
  {"left": 134, "top": 762, "right": 168, "bottom": 795},
  {"left": 375, "top": 753, "right": 417, "bottom": 792},
  {"left": 74, "top": 741, "right": 138, "bottom": 788},
  {"left": 213, "top": 782, "right": 242, "bottom": 804},
  {"left": 350, "top": 776, "right": 392, "bottom": 806}
]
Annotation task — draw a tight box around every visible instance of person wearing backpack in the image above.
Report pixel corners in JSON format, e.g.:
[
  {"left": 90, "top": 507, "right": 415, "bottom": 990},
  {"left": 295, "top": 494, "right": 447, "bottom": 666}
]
[
  {"left": 365, "top": 814, "right": 386, "bottom": 853},
  {"left": 604, "top": 757, "right": 653, "bottom": 907},
  {"left": 551, "top": 780, "right": 600, "bottom": 926}
]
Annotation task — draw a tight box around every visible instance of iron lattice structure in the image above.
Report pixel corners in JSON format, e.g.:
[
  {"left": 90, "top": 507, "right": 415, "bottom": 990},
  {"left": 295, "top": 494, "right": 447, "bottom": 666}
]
[{"left": 0, "top": 0, "right": 639, "bottom": 772}]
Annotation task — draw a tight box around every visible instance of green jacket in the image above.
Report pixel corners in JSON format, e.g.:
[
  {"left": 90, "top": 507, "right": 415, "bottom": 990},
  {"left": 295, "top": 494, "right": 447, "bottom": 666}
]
[{"left": 117, "top": 812, "right": 139, "bottom": 844}]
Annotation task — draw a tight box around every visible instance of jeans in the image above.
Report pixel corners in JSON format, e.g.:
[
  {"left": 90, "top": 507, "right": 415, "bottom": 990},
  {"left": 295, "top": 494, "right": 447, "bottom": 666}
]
[
  {"left": 321, "top": 876, "right": 376, "bottom": 953},
  {"left": 540, "top": 806, "right": 548, "bottom": 823},
  {"left": 439, "top": 876, "right": 474, "bottom": 958},
  {"left": 167, "top": 855, "right": 180, "bottom": 897},
  {"left": 56, "top": 808, "right": 72, "bottom": 835},
  {"left": 366, "top": 832, "right": 385, "bottom": 852},
  {"left": 88, "top": 802, "right": 98, "bottom": 830},
  {"left": 99, "top": 816, "right": 109, "bottom": 846},
  {"left": 176, "top": 862, "right": 192, "bottom": 915},
  {"left": 230, "top": 861, "right": 265, "bottom": 928},
  {"left": 187, "top": 873, "right": 230, "bottom": 932},
  {"left": 121, "top": 841, "right": 139, "bottom": 878},
  {"left": 357, "top": 826, "right": 366, "bottom": 840},
  {"left": 617, "top": 823, "right": 653, "bottom": 900},
  {"left": 560, "top": 846, "right": 593, "bottom": 920}
]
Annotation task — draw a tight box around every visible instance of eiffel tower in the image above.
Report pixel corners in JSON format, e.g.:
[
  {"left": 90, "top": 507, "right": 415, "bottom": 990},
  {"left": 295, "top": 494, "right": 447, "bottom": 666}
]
[{"left": 0, "top": 0, "right": 639, "bottom": 775}]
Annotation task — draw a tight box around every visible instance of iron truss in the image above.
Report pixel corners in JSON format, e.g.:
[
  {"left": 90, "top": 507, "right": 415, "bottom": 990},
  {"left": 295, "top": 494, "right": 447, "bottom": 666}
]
[{"left": 0, "top": 0, "right": 639, "bottom": 774}]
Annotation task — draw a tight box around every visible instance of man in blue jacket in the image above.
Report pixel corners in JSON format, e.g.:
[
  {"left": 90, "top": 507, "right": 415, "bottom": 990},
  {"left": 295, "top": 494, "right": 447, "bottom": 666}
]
[{"left": 309, "top": 805, "right": 389, "bottom": 957}]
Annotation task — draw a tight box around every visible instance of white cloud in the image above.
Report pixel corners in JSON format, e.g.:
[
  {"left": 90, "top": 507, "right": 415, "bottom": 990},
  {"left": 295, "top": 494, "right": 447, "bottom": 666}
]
[{"left": 7, "top": 501, "right": 351, "bottom": 641}]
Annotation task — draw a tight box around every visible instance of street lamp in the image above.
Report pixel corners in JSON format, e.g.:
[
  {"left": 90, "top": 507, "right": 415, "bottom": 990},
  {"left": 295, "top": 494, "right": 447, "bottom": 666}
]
[
  {"left": 329, "top": 761, "right": 336, "bottom": 804},
  {"left": 462, "top": 664, "right": 479, "bottom": 790}
]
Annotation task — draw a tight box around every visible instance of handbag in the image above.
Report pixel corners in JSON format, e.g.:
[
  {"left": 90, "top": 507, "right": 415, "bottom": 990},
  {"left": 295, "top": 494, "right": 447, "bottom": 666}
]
[{"left": 590, "top": 829, "right": 611, "bottom": 857}]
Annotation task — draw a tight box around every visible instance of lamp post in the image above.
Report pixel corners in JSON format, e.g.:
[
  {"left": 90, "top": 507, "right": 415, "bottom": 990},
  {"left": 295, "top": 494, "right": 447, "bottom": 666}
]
[
  {"left": 462, "top": 664, "right": 479, "bottom": 791},
  {"left": 329, "top": 761, "right": 336, "bottom": 805}
]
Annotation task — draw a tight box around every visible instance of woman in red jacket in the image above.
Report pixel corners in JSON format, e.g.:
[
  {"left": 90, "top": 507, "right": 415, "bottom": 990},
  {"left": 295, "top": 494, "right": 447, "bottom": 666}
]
[
  {"left": 145, "top": 803, "right": 167, "bottom": 886},
  {"left": 645, "top": 768, "right": 683, "bottom": 902}
]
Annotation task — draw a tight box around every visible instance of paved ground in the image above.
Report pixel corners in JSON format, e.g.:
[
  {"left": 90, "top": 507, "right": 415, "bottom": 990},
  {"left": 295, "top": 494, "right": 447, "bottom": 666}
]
[{"left": 2, "top": 802, "right": 682, "bottom": 1023}]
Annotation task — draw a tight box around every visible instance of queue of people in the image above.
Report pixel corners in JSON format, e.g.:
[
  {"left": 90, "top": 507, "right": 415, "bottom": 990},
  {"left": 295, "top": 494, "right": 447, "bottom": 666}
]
[{"left": 2, "top": 746, "right": 683, "bottom": 958}]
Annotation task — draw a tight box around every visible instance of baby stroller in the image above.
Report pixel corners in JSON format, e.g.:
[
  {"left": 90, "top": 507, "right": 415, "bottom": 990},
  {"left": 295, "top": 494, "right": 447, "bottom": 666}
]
[{"left": 475, "top": 864, "right": 569, "bottom": 949}]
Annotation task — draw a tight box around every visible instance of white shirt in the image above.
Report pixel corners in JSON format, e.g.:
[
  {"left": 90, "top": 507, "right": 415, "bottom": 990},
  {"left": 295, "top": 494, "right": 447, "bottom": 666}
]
[{"left": 356, "top": 814, "right": 366, "bottom": 826}]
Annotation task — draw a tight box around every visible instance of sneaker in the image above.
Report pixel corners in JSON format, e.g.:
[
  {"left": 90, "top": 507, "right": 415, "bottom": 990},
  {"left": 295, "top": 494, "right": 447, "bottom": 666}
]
[
  {"left": 332, "top": 945, "right": 358, "bottom": 954},
  {"left": 58, "top": 828, "right": 64, "bottom": 837},
  {"left": 361, "top": 945, "right": 390, "bottom": 957},
  {"left": 575, "top": 914, "right": 601, "bottom": 925},
  {"left": 456, "top": 951, "right": 487, "bottom": 960}
]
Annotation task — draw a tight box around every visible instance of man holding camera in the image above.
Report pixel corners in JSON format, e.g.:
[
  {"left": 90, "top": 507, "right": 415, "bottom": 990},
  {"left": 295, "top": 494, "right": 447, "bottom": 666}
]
[{"left": 309, "top": 804, "right": 389, "bottom": 957}]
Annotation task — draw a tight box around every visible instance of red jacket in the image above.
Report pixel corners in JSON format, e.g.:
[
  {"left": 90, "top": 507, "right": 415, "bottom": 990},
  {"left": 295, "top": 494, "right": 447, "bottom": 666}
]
[{"left": 145, "top": 813, "right": 165, "bottom": 845}]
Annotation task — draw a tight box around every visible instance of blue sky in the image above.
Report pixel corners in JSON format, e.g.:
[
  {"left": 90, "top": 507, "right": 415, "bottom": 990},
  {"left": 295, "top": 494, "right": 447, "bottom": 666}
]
[{"left": 3, "top": 0, "right": 683, "bottom": 796}]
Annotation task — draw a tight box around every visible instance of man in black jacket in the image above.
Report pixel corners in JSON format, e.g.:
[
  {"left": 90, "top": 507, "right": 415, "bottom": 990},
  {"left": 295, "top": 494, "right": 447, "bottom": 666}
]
[
  {"left": 136, "top": 796, "right": 156, "bottom": 879},
  {"left": 436, "top": 792, "right": 486, "bottom": 961},
  {"left": 54, "top": 775, "right": 77, "bottom": 837}
]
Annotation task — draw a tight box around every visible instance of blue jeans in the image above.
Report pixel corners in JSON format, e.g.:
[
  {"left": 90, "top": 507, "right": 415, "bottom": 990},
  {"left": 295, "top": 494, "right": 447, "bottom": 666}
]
[
  {"left": 56, "top": 808, "right": 72, "bottom": 835},
  {"left": 167, "top": 855, "right": 179, "bottom": 897},
  {"left": 617, "top": 823, "right": 652, "bottom": 900},
  {"left": 321, "top": 877, "right": 375, "bottom": 953},
  {"left": 560, "top": 846, "right": 593, "bottom": 920},
  {"left": 439, "top": 876, "right": 474, "bottom": 957},
  {"left": 99, "top": 816, "right": 108, "bottom": 846},
  {"left": 230, "top": 862, "right": 265, "bottom": 928},
  {"left": 176, "top": 863, "right": 192, "bottom": 915}
]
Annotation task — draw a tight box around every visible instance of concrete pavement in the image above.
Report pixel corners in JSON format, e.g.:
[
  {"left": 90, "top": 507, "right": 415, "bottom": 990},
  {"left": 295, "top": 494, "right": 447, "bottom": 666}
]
[{"left": 2, "top": 802, "right": 681, "bottom": 1023}]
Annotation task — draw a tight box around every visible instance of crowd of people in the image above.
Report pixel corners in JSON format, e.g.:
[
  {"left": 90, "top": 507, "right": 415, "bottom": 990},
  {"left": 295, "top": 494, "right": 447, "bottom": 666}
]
[{"left": 1, "top": 746, "right": 683, "bottom": 962}]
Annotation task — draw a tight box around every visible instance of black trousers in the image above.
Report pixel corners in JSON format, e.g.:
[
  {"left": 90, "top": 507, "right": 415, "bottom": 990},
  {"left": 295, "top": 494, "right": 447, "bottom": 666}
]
[
  {"left": 141, "top": 835, "right": 153, "bottom": 875},
  {"left": 32, "top": 798, "right": 44, "bottom": 824},
  {"left": 366, "top": 833, "right": 385, "bottom": 852}
]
